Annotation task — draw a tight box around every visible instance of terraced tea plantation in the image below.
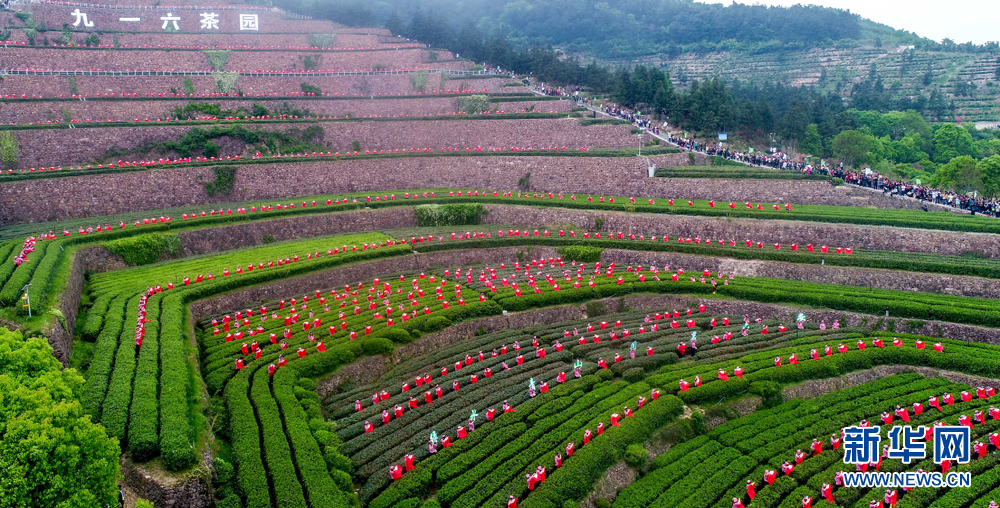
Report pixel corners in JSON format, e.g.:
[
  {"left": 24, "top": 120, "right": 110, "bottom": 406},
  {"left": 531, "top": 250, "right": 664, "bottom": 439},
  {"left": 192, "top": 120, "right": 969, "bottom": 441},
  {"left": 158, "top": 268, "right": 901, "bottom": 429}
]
[{"left": 3, "top": 1, "right": 1000, "bottom": 508}]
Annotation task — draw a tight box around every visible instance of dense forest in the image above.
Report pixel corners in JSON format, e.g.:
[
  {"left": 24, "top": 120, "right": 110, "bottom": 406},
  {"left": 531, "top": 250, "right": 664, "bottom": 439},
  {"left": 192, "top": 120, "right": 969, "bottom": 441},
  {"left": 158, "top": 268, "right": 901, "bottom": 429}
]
[
  {"left": 273, "top": 0, "right": 1000, "bottom": 195},
  {"left": 273, "top": 0, "right": 1000, "bottom": 59}
]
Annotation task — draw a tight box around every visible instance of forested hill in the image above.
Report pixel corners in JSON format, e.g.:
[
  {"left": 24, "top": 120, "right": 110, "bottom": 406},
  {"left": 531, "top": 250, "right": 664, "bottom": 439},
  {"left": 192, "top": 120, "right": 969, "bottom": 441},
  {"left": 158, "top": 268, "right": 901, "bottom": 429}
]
[
  {"left": 281, "top": 0, "right": 1000, "bottom": 123},
  {"left": 279, "top": 0, "right": 927, "bottom": 59}
]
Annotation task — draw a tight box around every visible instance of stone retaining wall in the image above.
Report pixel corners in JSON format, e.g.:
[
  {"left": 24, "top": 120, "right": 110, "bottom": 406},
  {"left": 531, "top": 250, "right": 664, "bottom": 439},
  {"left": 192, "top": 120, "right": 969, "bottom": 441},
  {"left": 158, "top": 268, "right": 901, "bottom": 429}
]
[
  {"left": 1, "top": 154, "right": 932, "bottom": 225},
  {"left": 11, "top": 118, "right": 641, "bottom": 168},
  {"left": 601, "top": 249, "right": 1000, "bottom": 299},
  {"left": 0, "top": 95, "right": 548, "bottom": 125},
  {"left": 0, "top": 71, "right": 461, "bottom": 99},
  {"left": 483, "top": 204, "right": 997, "bottom": 257},
  {"left": 603, "top": 294, "right": 1000, "bottom": 344}
]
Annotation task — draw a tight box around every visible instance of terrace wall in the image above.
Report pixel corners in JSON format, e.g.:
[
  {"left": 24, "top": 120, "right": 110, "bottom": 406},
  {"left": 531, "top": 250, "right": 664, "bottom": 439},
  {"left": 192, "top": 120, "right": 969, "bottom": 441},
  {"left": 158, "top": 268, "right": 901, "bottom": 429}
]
[
  {"left": 0, "top": 72, "right": 507, "bottom": 98},
  {"left": 177, "top": 207, "right": 416, "bottom": 254},
  {"left": 0, "top": 46, "right": 446, "bottom": 73},
  {"left": 0, "top": 95, "right": 561, "bottom": 125},
  {"left": 603, "top": 249, "right": 1000, "bottom": 299},
  {"left": 0, "top": 155, "right": 945, "bottom": 225},
  {"left": 4, "top": 29, "right": 405, "bottom": 48},
  {"left": 604, "top": 294, "right": 1000, "bottom": 345},
  {"left": 482, "top": 204, "right": 997, "bottom": 257},
  {"left": 9, "top": 118, "right": 640, "bottom": 166}
]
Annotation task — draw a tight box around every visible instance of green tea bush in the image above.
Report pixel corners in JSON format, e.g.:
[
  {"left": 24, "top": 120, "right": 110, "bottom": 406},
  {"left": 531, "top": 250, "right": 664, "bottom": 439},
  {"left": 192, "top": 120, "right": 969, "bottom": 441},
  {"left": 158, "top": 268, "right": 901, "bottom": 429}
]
[
  {"left": 103, "top": 233, "right": 181, "bottom": 266},
  {"left": 414, "top": 204, "right": 485, "bottom": 226}
]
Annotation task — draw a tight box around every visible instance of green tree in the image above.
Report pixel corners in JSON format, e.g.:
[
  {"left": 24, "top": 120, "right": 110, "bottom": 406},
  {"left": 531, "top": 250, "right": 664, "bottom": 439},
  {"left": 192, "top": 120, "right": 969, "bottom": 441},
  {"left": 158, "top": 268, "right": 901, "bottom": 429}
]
[
  {"left": 929, "top": 155, "right": 982, "bottom": 194},
  {"left": 457, "top": 94, "right": 490, "bottom": 114},
  {"left": 832, "top": 129, "right": 871, "bottom": 168},
  {"left": 977, "top": 154, "right": 1000, "bottom": 197},
  {"left": 799, "top": 124, "right": 822, "bottom": 157},
  {"left": 0, "top": 328, "right": 120, "bottom": 507},
  {"left": 932, "top": 123, "right": 977, "bottom": 163}
]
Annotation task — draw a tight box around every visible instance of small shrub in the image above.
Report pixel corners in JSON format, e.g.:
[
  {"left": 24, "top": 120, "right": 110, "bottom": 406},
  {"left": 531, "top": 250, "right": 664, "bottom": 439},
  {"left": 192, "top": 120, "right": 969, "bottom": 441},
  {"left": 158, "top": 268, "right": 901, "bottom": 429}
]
[
  {"left": 831, "top": 177, "right": 845, "bottom": 186},
  {"left": 325, "top": 449, "right": 352, "bottom": 472},
  {"left": 307, "top": 33, "right": 335, "bottom": 47},
  {"left": 411, "top": 70, "right": 428, "bottom": 93},
  {"left": 215, "top": 493, "right": 242, "bottom": 508},
  {"left": 262, "top": 235, "right": 275, "bottom": 244},
  {"left": 556, "top": 246, "right": 603, "bottom": 262},
  {"left": 360, "top": 338, "right": 394, "bottom": 356},
  {"left": 214, "top": 457, "right": 235, "bottom": 484},
  {"left": 622, "top": 367, "right": 644, "bottom": 384},
  {"left": 300, "top": 82, "right": 321, "bottom": 95},
  {"left": 213, "top": 72, "right": 239, "bottom": 94},
  {"left": 458, "top": 95, "right": 490, "bottom": 114},
  {"left": 382, "top": 328, "right": 412, "bottom": 343},
  {"left": 103, "top": 233, "right": 182, "bottom": 266},
  {"left": 0, "top": 131, "right": 21, "bottom": 168},
  {"left": 623, "top": 444, "right": 647, "bottom": 468},
  {"left": 414, "top": 204, "right": 485, "bottom": 226},
  {"left": 203, "top": 50, "right": 231, "bottom": 71},
  {"left": 749, "top": 380, "right": 783, "bottom": 408},
  {"left": 205, "top": 167, "right": 237, "bottom": 196}
]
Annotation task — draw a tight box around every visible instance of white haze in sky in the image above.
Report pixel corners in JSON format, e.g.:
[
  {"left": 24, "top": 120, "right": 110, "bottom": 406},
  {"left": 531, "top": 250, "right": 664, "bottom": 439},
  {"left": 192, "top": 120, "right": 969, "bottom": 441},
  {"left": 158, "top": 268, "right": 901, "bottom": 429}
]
[{"left": 695, "top": 0, "right": 998, "bottom": 45}]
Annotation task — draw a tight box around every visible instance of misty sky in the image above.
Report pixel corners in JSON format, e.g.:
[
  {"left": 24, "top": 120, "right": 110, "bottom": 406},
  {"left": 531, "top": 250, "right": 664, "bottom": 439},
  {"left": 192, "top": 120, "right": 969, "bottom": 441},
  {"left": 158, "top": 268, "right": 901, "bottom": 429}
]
[{"left": 695, "top": 0, "right": 998, "bottom": 45}]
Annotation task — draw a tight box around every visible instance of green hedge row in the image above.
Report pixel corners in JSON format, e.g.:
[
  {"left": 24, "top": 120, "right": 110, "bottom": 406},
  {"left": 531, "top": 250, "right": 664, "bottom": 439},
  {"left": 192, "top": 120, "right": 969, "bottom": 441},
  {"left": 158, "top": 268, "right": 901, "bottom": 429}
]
[
  {"left": 81, "top": 294, "right": 128, "bottom": 417},
  {"left": 273, "top": 369, "right": 349, "bottom": 508},
  {"left": 438, "top": 380, "right": 635, "bottom": 507},
  {"left": 159, "top": 293, "right": 197, "bottom": 471},
  {"left": 128, "top": 293, "right": 161, "bottom": 461},
  {"left": 522, "top": 394, "right": 685, "bottom": 508},
  {"left": 225, "top": 374, "right": 271, "bottom": 508},
  {"left": 252, "top": 368, "right": 308, "bottom": 508},
  {"left": 16, "top": 239, "right": 65, "bottom": 316},
  {"left": 462, "top": 380, "right": 648, "bottom": 508},
  {"left": 0, "top": 240, "right": 49, "bottom": 306},
  {"left": 615, "top": 440, "right": 723, "bottom": 508},
  {"left": 82, "top": 293, "right": 112, "bottom": 340},
  {"left": 366, "top": 373, "right": 633, "bottom": 508},
  {"left": 99, "top": 294, "right": 141, "bottom": 441},
  {"left": 670, "top": 455, "right": 756, "bottom": 508},
  {"left": 615, "top": 438, "right": 739, "bottom": 508},
  {"left": 414, "top": 203, "right": 485, "bottom": 227},
  {"left": 0, "top": 241, "right": 18, "bottom": 289}
]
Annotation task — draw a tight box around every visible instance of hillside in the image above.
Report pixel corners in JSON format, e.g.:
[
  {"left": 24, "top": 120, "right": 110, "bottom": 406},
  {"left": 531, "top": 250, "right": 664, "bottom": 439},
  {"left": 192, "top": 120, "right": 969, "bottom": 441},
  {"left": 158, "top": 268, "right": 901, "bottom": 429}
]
[{"left": 286, "top": 0, "right": 1000, "bottom": 123}]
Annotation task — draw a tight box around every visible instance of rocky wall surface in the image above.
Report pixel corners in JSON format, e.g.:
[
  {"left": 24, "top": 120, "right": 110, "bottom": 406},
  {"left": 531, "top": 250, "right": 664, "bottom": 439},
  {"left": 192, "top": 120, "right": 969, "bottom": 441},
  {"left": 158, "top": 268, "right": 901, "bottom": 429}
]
[
  {"left": 11, "top": 117, "right": 636, "bottom": 167},
  {"left": 0, "top": 46, "right": 437, "bottom": 73},
  {"left": 120, "top": 456, "right": 213, "bottom": 508},
  {"left": 3, "top": 153, "right": 925, "bottom": 224},
  {"left": 177, "top": 207, "right": 416, "bottom": 254},
  {"left": 602, "top": 249, "right": 1000, "bottom": 298},
  {"left": 482, "top": 204, "right": 997, "bottom": 257},
  {"left": 603, "top": 294, "right": 1000, "bottom": 344},
  {"left": 0, "top": 94, "right": 539, "bottom": 125},
  {"left": 46, "top": 245, "right": 127, "bottom": 365},
  {"left": 0, "top": 71, "right": 462, "bottom": 99}
]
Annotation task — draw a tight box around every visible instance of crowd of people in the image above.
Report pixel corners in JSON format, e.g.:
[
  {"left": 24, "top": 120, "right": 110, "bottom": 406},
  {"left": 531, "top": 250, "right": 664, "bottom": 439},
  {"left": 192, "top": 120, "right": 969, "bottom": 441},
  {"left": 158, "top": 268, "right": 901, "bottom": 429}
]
[
  {"left": 832, "top": 167, "right": 1000, "bottom": 217},
  {"left": 591, "top": 98, "right": 1000, "bottom": 218}
]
